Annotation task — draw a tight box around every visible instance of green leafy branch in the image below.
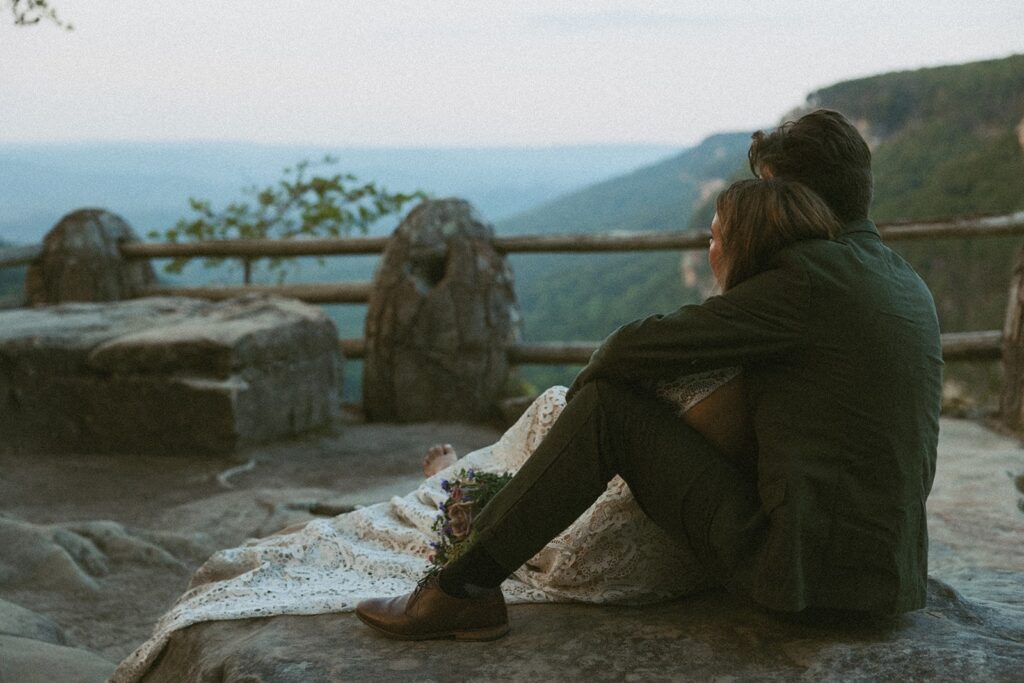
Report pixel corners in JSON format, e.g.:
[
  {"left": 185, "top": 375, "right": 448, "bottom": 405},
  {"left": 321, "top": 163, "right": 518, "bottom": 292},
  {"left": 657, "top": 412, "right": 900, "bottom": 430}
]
[
  {"left": 6, "top": 0, "right": 72, "bottom": 29},
  {"left": 149, "top": 157, "right": 427, "bottom": 282}
]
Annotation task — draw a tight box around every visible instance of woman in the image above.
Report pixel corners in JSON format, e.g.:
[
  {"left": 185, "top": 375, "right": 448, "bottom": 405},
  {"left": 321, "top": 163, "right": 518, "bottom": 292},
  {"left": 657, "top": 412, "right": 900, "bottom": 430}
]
[
  {"left": 112, "top": 178, "right": 841, "bottom": 682},
  {"left": 667, "top": 177, "right": 842, "bottom": 468}
]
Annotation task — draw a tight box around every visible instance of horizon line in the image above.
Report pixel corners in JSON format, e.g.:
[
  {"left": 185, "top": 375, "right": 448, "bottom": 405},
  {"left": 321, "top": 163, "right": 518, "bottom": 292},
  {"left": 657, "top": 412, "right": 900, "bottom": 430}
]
[{"left": 0, "top": 133, "right": 757, "bottom": 151}]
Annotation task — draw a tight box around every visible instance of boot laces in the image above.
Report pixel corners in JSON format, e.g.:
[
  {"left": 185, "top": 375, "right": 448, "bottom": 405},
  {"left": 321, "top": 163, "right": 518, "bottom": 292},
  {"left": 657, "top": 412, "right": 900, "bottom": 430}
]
[{"left": 413, "top": 572, "right": 436, "bottom": 598}]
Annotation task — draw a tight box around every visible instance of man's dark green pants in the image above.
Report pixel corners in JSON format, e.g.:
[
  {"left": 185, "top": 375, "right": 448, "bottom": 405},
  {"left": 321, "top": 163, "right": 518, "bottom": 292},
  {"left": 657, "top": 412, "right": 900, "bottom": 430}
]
[{"left": 459, "top": 379, "right": 767, "bottom": 594}]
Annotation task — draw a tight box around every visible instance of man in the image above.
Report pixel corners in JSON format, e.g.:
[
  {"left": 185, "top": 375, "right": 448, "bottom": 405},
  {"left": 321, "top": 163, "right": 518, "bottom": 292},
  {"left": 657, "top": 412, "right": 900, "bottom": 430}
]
[{"left": 356, "top": 110, "right": 943, "bottom": 639}]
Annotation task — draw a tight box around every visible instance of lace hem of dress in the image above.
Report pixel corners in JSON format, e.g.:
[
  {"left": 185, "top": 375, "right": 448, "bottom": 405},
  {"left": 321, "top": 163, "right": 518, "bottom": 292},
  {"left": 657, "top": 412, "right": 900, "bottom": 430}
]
[{"left": 656, "top": 366, "right": 741, "bottom": 415}]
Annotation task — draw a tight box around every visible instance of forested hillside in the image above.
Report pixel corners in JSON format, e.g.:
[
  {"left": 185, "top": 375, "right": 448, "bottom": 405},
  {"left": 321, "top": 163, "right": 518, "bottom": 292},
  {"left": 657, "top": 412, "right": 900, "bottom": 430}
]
[
  {"left": 506, "top": 54, "right": 1024, "bottom": 394},
  {"left": 497, "top": 134, "right": 752, "bottom": 388}
]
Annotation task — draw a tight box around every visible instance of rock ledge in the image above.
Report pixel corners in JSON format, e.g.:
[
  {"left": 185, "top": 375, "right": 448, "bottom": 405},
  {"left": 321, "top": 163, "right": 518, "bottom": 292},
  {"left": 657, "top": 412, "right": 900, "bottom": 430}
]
[{"left": 0, "top": 295, "right": 341, "bottom": 454}]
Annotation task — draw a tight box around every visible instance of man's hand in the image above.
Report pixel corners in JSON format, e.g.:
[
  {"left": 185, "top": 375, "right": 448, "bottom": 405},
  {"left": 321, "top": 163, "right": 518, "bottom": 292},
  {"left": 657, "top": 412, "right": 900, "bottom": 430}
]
[
  {"left": 565, "top": 370, "right": 587, "bottom": 402},
  {"left": 565, "top": 346, "right": 606, "bottom": 401},
  {"left": 566, "top": 263, "right": 809, "bottom": 403}
]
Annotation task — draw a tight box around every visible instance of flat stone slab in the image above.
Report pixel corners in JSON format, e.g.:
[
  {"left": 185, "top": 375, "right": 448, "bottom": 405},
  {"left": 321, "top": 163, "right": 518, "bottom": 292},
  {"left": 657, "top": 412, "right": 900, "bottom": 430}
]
[
  {"left": 2, "top": 417, "right": 1020, "bottom": 680},
  {"left": 0, "top": 634, "right": 116, "bottom": 683},
  {"left": 0, "top": 295, "right": 341, "bottom": 455},
  {"left": 135, "top": 418, "right": 1024, "bottom": 682},
  {"left": 141, "top": 577, "right": 1024, "bottom": 682},
  {"left": 0, "top": 597, "right": 116, "bottom": 683}
]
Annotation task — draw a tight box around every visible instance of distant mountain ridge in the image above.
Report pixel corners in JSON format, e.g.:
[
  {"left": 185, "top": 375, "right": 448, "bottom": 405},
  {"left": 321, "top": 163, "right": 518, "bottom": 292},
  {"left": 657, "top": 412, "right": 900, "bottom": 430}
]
[
  {"left": 0, "top": 142, "right": 677, "bottom": 245},
  {"left": 497, "top": 132, "right": 751, "bottom": 236},
  {"left": 802, "top": 54, "right": 1024, "bottom": 221}
]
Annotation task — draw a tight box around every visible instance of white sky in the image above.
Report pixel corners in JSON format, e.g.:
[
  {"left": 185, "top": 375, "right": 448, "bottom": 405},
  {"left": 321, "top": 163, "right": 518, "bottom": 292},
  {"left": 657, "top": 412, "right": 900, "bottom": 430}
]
[{"left": 1, "top": 0, "right": 1022, "bottom": 147}]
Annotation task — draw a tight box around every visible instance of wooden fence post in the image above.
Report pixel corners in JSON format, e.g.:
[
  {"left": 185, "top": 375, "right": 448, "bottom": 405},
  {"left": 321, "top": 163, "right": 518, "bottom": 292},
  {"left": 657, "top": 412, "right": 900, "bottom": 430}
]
[{"left": 1000, "top": 247, "right": 1024, "bottom": 430}]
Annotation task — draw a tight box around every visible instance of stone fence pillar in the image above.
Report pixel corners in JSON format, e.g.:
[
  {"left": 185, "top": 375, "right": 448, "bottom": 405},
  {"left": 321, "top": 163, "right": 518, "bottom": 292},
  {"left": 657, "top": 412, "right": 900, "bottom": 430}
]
[
  {"left": 363, "top": 199, "right": 521, "bottom": 422},
  {"left": 1000, "top": 247, "right": 1024, "bottom": 429},
  {"left": 26, "top": 208, "right": 154, "bottom": 305}
]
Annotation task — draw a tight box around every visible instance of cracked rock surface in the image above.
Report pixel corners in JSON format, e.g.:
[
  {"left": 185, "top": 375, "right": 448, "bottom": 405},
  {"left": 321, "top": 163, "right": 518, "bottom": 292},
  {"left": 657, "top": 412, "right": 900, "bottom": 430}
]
[{"left": 1, "top": 417, "right": 1022, "bottom": 682}]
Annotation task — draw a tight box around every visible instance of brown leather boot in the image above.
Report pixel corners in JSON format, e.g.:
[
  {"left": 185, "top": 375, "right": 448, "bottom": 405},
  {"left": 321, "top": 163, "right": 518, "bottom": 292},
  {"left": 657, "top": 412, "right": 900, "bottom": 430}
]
[{"left": 355, "top": 575, "right": 509, "bottom": 641}]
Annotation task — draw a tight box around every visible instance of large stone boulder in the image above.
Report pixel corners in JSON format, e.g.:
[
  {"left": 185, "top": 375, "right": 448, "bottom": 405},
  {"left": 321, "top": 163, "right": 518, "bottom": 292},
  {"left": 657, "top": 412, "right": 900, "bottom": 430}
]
[
  {"left": 138, "top": 576, "right": 1024, "bottom": 682},
  {"left": 0, "top": 598, "right": 115, "bottom": 683},
  {"left": 0, "top": 514, "right": 207, "bottom": 595},
  {"left": 0, "top": 635, "right": 116, "bottom": 683},
  {"left": 0, "top": 295, "right": 341, "bottom": 455},
  {"left": 129, "top": 417, "right": 1024, "bottom": 682},
  {"left": 0, "top": 514, "right": 210, "bottom": 675},
  {"left": 364, "top": 199, "right": 520, "bottom": 422},
  {"left": 0, "top": 596, "right": 70, "bottom": 646},
  {"left": 26, "top": 208, "right": 155, "bottom": 305}
]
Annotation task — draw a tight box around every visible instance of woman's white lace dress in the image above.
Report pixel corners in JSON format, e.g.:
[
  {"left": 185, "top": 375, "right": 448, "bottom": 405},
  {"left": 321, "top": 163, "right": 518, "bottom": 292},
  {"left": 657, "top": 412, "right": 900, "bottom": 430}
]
[{"left": 111, "top": 370, "right": 739, "bottom": 682}]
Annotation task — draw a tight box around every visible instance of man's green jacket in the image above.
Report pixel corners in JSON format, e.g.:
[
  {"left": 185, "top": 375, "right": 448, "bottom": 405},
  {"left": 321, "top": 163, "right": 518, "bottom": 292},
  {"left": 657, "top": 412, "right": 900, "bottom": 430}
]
[{"left": 569, "top": 219, "right": 943, "bottom": 614}]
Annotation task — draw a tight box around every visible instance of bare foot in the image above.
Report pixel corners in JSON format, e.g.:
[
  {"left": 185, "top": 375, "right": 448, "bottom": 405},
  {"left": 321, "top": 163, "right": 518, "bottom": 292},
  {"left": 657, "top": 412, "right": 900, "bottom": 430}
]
[{"left": 423, "top": 443, "right": 458, "bottom": 477}]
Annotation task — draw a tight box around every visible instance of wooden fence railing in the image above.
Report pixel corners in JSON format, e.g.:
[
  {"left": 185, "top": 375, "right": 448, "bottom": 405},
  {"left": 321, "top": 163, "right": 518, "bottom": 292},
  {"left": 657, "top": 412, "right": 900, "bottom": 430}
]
[
  {"left": 3, "top": 210, "right": 1024, "bottom": 367},
  {"left": 103, "top": 210, "right": 1024, "bottom": 260}
]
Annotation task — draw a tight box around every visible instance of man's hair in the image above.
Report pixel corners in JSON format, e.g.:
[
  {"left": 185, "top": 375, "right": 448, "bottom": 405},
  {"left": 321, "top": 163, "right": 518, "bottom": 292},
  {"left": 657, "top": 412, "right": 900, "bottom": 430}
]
[
  {"left": 715, "top": 178, "right": 841, "bottom": 291},
  {"left": 747, "top": 109, "right": 872, "bottom": 223}
]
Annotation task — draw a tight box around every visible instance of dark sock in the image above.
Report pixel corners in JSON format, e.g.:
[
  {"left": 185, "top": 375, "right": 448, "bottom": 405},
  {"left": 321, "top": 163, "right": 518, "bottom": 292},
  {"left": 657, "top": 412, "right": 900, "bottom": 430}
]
[{"left": 438, "top": 544, "right": 509, "bottom": 597}]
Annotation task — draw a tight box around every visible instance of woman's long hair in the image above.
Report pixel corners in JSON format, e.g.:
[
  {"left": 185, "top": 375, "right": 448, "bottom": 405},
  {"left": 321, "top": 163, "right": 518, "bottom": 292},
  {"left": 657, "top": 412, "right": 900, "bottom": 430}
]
[{"left": 715, "top": 178, "right": 842, "bottom": 291}]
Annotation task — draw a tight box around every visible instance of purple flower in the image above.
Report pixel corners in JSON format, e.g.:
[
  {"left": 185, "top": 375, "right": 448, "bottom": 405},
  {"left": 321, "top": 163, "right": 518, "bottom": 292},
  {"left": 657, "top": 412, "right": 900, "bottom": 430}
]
[
  {"left": 441, "top": 479, "right": 450, "bottom": 492},
  {"left": 467, "top": 469, "right": 476, "bottom": 479}
]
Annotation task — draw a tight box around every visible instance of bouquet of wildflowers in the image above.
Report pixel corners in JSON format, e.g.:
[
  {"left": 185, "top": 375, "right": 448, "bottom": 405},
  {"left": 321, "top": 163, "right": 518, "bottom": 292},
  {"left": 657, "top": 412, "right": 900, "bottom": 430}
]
[{"left": 427, "top": 468, "right": 514, "bottom": 574}]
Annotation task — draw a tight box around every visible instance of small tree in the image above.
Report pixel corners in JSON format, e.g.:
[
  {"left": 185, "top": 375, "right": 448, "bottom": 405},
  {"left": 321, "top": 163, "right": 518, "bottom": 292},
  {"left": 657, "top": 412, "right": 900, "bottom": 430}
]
[
  {"left": 5, "top": 0, "right": 71, "bottom": 29},
  {"left": 149, "top": 157, "right": 427, "bottom": 283}
]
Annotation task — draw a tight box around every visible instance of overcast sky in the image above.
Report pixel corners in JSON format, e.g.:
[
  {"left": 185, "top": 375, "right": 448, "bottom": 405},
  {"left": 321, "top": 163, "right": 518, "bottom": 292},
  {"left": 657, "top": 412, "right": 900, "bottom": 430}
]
[{"left": 2, "top": 0, "right": 1022, "bottom": 147}]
